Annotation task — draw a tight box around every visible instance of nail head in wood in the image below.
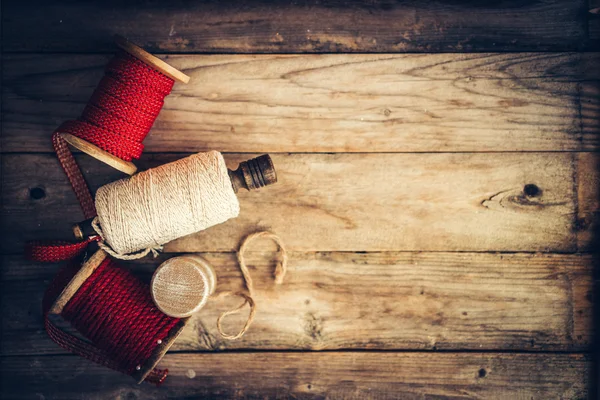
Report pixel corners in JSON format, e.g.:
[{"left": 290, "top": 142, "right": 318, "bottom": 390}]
[{"left": 523, "top": 183, "right": 541, "bottom": 198}]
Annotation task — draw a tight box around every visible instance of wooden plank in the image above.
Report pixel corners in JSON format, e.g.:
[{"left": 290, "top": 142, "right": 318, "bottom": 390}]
[
  {"left": 2, "top": 53, "right": 594, "bottom": 153},
  {"left": 0, "top": 353, "right": 590, "bottom": 399},
  {"left": 0, "top": 153, "right": 576, "bottom": 253},
  {"left": 1, "top": 0, "right": 590, "bottom": 53},
  {"left": 1, "top": 252, "right": 592, "bottom": 355}
]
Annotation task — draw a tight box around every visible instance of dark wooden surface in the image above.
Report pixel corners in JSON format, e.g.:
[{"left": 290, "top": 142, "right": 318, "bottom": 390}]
[
  {"left": 2, "top": 0, "right": 598, "bottom": 53},
  {"left": 0, "top": 353, "right": 592, "bottom": 399},
  {"left": 1, "top": 1, "right": 599, "bottom": 399}
]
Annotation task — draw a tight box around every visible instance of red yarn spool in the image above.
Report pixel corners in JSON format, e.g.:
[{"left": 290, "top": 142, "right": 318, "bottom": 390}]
[
  {"left": 59, "top": 52, "right": 174, "bottom": 164},
  {"left": 53, "top": 35, "right": 190, "bottom": 219},
  {"left": 29, "top": 37, "right": 191, "bottom": 384},
  {"left": 41, "top": 248, "right": 186, "bottom": 385}
]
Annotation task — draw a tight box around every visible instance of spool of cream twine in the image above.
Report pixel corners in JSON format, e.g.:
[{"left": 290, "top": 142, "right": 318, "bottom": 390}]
[{"left": 93, "top": 151, "right": 240, "bottom": 259}]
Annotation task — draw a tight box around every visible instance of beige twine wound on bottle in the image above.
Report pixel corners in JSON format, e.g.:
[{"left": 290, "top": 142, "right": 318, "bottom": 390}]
[
  {"left": 216, "top": 231, "right": 288, "bottom": 340},
  {"left": 92, "top": 151, "right": 240, "bottom": 260}
]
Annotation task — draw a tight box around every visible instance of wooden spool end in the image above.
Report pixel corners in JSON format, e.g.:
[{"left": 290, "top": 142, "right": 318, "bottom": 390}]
[
  {"left": 151, "top": 256, "right": 217, "bottom": 318},
  {"left": 73, "top": 217, "right": 95, "bottom": 240},
  {"left": 59, "top": 133, "right": 138, "bottom": 176},
  {"left": 49, "top": 248, "right": 108, "bottom": 315},
  {"left": 133, "top": 318, "right": 188, "bottom": 384},
  {"left": 114, "top": 35, "right": 190, "bottom": 84},
  {"left": 229, "top": 154, "right": 278, "bottom": 192}
]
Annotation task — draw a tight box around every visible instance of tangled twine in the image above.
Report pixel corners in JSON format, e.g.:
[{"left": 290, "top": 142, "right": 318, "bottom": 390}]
[{"left": 216, "top": 231, "right": 288, "bottom": 340}]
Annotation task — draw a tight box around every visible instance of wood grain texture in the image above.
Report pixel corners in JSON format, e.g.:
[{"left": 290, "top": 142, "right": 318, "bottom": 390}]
[
  {"left": 577, "top": 55, "right": 600, "bottom": 251},
  {"left": 590, "top": 0, "right": 600, "bottom": 44},
  {"left": 151, "top": 255, "right": 217, "bottom": 318},
  {"left": 580, "top": 55, "right": 600, "bottom": 150},
  {"left": 1, "top": 0, "right": 591, "bottom": 53},
  {"left": 1, "top": 2, "right": 596, "bottom": 398},
  {"left": 0, "top": 352, "right": 590, "bottom": 399},
  {"left": 1, "top": 252, "right": 592, "bottom": 355},
  {"left": 2, "top": 53, "right": 598, "bottom": 153},
  {"left": 577, "top": 152, "right": 600, "bottom": 251},
  {"left": 1, "top": 152, "right": 577, "bottom": 253}
]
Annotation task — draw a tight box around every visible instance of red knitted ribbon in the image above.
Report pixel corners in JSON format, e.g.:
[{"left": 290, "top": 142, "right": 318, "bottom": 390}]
[
  {"left": 26, "top": 237, "right": 99, "bottom": 263},
  {"left": 52, "top": 132, "right": 97, "bottom": 218},
  {"left": 32, "top": 48, "right": 178, "bottom": 384}
]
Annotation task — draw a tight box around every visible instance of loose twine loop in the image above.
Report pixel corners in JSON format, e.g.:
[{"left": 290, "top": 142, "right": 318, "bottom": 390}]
[
  {"left": 215, "top": 231, "right": 288, "bottom": 340},
  {"left": 92, "top": 217, "right": 162, "bottom": 260}
]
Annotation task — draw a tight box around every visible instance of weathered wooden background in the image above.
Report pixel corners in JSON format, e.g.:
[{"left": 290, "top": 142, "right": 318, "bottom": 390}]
[{"left": 1, "top": 1, "right": 599, "bottom": 399}]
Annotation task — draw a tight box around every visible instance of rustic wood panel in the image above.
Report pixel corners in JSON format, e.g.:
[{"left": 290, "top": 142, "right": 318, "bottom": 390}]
[
  {"left": 0, "top": 352, "right": 590, "bottom": 399},
  {"left": 1, "top": 252, "right": 593, "bottom": 355},
  {"left": 2, "top": 53, "right": 597, "bottom": 153},
  {"left": 1, "top": 0, "right": 591, "bottom": 53},
  {"left": 1, "top": 2, "right": 596, "bottom": 399},
  {"left": 1, "top": 152, "right": 577, "bottom": 253}
]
